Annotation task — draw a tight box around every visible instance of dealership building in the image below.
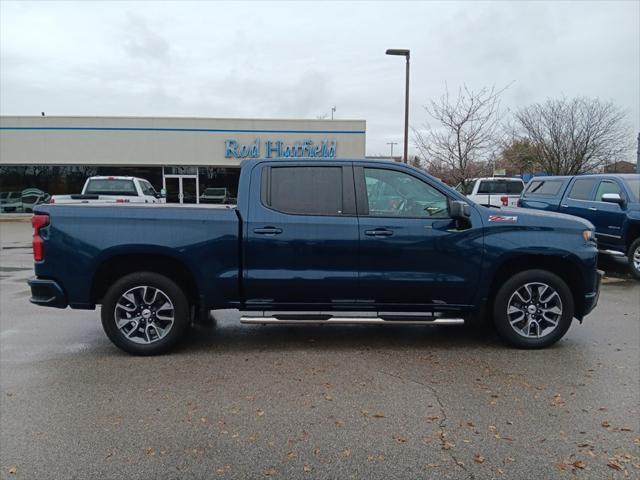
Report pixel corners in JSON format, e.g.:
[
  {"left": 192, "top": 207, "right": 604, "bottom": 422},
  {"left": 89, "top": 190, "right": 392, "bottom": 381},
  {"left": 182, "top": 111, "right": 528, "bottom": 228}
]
[{"left": 0, "top": 116, "right": 366, "bottom": 211}]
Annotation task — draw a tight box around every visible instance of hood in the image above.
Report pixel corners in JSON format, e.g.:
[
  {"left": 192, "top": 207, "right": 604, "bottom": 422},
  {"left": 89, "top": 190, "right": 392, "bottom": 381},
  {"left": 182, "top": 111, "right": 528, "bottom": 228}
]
[{"left": 477, "top": 205, "right": 594, "bottom": 230}]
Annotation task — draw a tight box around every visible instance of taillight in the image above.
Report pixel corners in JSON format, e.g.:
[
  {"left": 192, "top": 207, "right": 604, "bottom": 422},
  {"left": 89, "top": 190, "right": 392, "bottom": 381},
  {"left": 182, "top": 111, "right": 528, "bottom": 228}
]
[
  {"left": 32, "top": 214, "right": 50, "bottom": 262},
  {"left": 500, "top": 195, "right": 508, "bottom": 207}
]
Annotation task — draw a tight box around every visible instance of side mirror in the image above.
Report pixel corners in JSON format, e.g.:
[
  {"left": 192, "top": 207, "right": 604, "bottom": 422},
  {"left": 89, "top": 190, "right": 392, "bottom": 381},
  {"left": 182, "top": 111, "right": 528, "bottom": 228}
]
[
  {"left": 449, "top": 200, "right": 471, "bottom": 220},
  {"left": 159, "top": 188, "right": 167, "bottom": 198},
  {"left": 601, "top": 193, "right": 624, "bottom": 206}
]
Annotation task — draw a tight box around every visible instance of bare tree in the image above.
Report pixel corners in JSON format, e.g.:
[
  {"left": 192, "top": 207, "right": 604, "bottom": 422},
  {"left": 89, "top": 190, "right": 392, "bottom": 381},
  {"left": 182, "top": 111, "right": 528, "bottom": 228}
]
[
  {"left": 414, "top": 85, "right": 506, "bottom": 188},
  {"left": 514, "top": 97, "right": 631, "bottom": 175}
]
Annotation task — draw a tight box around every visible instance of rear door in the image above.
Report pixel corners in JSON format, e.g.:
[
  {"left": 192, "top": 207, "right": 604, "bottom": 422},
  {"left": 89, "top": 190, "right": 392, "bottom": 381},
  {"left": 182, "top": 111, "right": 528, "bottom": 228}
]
[
  {"left": 244, "top": 162, "right": 359, "bottom": 308},
  {"left": 355, "top": 164, "right": 482, "bottom": 309},
  {"left": 560, "top": 177, "right": 599, "bottom": 222},
  {"left": 591, "top": 178, "right": 627, "bottom": 247}
]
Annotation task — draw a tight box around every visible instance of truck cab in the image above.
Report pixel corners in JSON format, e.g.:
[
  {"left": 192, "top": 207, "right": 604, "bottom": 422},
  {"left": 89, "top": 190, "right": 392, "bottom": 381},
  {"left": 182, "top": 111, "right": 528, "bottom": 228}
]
[{"left": 520, "top": 174, "right": 640, "bottom": 278}]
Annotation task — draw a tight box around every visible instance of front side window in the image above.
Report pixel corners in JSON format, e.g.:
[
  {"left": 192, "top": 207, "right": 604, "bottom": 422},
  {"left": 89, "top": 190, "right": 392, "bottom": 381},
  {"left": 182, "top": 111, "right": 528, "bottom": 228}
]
[
  {"left": 364, "top": 168, "right": 448, "bottom": 218},
  {"left": 267, "top": 166, "right": 343, "bottom": 215},
  {"left": 139, "top": 180, "right": 157, "bottom": 196},
  {"left": 567, "top": 178, "right": 597, "bottom": 201},
  {"left": 595, "top": 180, "right": 622, "bottom": 202}
]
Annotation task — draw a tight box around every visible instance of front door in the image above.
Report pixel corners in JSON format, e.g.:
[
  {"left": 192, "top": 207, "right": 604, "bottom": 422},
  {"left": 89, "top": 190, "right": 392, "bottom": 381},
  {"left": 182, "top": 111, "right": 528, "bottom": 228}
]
[
  {"left": 355, "top": 165, "right": 482, "bottom": 309},
  {"left": 164, "top": 175, "right": 199, "bottom": 204},
  {"left": 244, "top": 162, "right": 359, "bottom": 309},
  {"left": 591, "top": 179, "right": 627, "bottom": 247}
]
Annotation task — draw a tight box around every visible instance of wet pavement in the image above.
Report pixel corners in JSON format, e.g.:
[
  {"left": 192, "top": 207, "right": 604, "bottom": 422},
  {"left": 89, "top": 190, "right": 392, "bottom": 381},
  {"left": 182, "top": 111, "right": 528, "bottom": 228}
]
[{"left": 1, "top": 221, "right": 638, "bottom": 479}]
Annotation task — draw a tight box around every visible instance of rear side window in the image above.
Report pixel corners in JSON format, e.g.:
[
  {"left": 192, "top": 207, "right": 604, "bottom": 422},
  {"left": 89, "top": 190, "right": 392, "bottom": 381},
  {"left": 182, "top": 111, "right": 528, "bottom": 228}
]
[
  {"left": 85, "top": 179, "right": 137, "bottom": 196},
  {"left": 525, "top": 180, "right": 564, "bottom": 196},
  {"left": 477, "top": 180, "right": 523, "bottom": 195},
  {"left": 567, "top": 178, "right": 597, "bottom": 200},
  {"left": 266, "top": 166, "right": 343, "bottom": 215}
]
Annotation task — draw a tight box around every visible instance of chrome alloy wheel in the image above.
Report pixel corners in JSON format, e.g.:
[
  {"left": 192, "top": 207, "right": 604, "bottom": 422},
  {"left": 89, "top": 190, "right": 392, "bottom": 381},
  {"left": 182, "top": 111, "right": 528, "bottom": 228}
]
[
  {"left": 506, "top": 282, "right": 563, "bottom": 339},
  {"left": 114, "top": 286, "right": 175, "bottom": 344},
  {"left": 633, "top": 245, "right": 640, "bottom": 271}
]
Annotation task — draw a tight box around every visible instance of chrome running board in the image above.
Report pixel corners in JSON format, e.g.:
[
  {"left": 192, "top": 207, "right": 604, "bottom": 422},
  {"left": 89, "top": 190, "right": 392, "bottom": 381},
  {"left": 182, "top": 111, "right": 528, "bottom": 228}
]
[
  {"left": 599, "top": 249, "right": 625, "bottom": 258},
  {"left": 240, "top": 312, "right": 464, "bottom": 326}
]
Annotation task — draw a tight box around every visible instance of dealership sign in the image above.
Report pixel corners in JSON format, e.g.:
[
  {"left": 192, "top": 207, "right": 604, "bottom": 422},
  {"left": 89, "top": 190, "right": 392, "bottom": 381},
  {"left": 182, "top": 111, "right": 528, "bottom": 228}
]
[{"left": 224, "top": 139, "right": 337, "bottom": 159}]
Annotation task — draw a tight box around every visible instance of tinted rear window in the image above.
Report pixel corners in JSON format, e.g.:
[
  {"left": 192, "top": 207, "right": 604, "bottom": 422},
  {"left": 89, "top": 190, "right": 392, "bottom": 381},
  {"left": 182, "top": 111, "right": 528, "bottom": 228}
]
[
  {"left": 85, "top": 179, "right": 137, "bottom": 196},
  {"left": 525, "top": 180, "right": 564, "bottom": 196},
  {"left": 567, "top": 178, "right": 597, "bottom": 201},
  {"left": 267, "top": 166, "right": 342, "bottom": 215},
  {"left": 477, "top": 180, "right": 524, "bottom": 195}
]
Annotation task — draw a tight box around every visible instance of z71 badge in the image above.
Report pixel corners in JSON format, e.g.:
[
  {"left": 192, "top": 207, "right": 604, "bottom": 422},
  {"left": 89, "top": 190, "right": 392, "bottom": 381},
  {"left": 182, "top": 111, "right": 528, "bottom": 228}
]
[{"left": 488, "top": 215, "right": 518, "bottom": 223}]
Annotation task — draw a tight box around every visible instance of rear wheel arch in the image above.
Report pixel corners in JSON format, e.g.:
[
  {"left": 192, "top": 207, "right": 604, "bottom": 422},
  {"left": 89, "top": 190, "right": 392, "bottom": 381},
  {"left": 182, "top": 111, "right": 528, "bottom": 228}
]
[{"left": 91, "top": 253, "right": 200, "bottom": 306}]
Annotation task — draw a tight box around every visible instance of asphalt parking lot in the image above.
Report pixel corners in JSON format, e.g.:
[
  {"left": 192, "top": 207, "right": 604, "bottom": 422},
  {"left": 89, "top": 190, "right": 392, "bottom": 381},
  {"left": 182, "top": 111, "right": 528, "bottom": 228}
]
[{"left": 0, "top": 220, "right": 638, "bottom": 479}]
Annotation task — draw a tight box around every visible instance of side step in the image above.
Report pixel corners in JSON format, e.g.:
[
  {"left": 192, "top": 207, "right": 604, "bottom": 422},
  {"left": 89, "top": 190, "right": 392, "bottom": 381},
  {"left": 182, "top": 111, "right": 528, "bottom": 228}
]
[
  {"left": 240, "top": 312, "right": 464, "bottom": 326},
  {"left": 599, "top": 249, "right": 625, "bottom": 258}
]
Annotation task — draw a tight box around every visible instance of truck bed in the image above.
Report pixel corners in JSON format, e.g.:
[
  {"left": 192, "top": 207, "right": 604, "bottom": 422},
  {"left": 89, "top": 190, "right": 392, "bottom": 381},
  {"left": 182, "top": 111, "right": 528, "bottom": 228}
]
[{"left": 32, "top": 203, "right": 241, "bottom": 309}]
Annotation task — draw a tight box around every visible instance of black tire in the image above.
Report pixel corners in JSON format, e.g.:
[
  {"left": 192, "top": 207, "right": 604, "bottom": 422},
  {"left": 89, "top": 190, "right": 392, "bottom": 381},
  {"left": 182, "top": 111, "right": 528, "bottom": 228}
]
[
  {"left": 627, "top": 238, "right": 640, "bottom": 281},
  {"left": 493, "top": 269, "right": 574, "bottom": 349},
  {"left": 101, "top": 272, "right": 190, "bottom": 355}
]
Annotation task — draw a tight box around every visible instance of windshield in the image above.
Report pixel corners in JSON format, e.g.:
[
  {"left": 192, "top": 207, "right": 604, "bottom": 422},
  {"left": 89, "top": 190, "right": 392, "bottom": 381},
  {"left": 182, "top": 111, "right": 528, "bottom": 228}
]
[
  {"left": 85, "top": 179, "right": 137, "bottom": 196},
  {"left": 623, "top": 178, "right": 639, "bottom": 201}
]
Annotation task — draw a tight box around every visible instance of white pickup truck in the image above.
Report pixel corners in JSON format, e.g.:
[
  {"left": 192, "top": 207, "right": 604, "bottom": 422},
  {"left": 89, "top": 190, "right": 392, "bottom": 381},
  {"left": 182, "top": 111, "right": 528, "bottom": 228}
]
[
  {"left": 456, "top": 177, "right": 525, "bottom": 207},
  {"left": 50, "top": 177, "right": 165, "bottom": 205}
]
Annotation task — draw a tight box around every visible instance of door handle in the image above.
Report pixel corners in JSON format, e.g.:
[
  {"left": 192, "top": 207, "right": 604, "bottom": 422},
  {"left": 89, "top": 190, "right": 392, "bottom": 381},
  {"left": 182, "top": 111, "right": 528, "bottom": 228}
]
[
  {"left": 364, "top": 228, "right": 393, "bottom": 237},
  {"left": 560, "top": 204, "right": 568, "bottom": 208},
  {"left": 253, "top": 226, "right": 283, "bottom": 235},
  {"left": 588, "top": 207, "right": 597, "bottom": 211}
]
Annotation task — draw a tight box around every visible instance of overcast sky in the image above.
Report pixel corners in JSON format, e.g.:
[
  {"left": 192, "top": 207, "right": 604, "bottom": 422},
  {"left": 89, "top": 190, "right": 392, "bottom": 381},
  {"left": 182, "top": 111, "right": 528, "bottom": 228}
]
[{"left": 1, "top": 0, "right": 638, "bottom": 157}]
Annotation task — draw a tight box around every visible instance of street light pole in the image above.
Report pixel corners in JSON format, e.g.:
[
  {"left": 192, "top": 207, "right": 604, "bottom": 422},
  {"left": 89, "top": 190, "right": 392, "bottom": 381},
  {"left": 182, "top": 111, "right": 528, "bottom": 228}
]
[{"left": 386, "top": 48, "right": 410, "bottom": 163}]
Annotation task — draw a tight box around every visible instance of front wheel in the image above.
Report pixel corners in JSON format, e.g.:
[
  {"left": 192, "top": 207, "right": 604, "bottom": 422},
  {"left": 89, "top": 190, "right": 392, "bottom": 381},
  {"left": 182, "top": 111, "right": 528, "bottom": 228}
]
[
  {"left": 493, "top": 270, "right": 574, "bottom": 349},
  {"left": 101, "top": 272, "right": 190, "bottom": 355},
  {"left": 627, "top": 238, "right": 640, "bottom": 280}
]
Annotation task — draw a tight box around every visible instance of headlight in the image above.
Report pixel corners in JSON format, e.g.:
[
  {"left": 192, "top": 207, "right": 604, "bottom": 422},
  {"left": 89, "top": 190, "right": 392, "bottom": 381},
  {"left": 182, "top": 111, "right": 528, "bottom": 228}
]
[{"left": 582, "top": 230, "right": 595, "bottom": 242}]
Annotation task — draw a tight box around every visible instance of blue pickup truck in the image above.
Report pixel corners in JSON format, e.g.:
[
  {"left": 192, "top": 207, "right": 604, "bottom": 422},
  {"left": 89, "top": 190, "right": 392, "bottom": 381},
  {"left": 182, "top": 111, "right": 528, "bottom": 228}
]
[
  {"left": 519, "top": 174, "right": 640, "bottom": 279},
  {"left": 29, "top": 159, "right": 601, "bottom": 355}
]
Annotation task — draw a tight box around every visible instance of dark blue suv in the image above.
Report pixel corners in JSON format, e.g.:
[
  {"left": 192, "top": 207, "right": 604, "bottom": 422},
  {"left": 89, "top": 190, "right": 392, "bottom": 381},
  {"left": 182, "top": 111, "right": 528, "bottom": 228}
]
[{"left": 519, "top": 174, "right": 640, "bottom": 279}]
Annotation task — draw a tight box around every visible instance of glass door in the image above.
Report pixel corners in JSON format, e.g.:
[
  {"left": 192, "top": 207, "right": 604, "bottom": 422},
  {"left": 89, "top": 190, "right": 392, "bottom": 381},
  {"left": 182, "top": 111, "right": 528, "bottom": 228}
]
[
  {"left": 165, "top": 177, "right": 181, "bottom": 204},
  {"left": 163, "top": 174, "right": 199, "bottom": 204},
  {"left": 182, "top": 177, "right": 198, "bottom": 204}
]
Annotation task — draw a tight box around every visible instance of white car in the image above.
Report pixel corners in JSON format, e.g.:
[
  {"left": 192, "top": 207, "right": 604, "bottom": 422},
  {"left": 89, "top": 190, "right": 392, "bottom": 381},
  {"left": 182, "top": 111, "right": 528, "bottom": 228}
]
[
  {"left": 50, "top": 177, "right": 164, "bottom": 205},
  {"left": 456, "top": 177, "right": 525, "bottom": 207}
]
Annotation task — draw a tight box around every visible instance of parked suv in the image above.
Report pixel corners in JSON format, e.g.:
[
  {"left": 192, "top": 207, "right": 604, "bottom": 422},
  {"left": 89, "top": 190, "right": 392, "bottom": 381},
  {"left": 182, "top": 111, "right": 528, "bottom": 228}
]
[{"left": 519, "top": 174, "right": 640, "bottom": 279}]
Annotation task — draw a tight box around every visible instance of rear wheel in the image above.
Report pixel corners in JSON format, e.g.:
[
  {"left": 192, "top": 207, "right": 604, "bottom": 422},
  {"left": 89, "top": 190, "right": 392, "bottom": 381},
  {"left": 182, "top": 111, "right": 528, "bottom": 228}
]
[
  {"left": 627, "top": 238, "right": 640, "bottom": 280},
  {"left": 493, "top": 269, "right": 574, "bottom": 349},
  {"left": 101, "top": 272, "right": 190, "bottom": 355}
]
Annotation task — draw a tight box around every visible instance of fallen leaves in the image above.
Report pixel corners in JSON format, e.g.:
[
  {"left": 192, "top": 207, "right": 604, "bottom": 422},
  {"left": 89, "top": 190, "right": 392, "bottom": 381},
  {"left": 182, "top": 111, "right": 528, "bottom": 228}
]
[
  {"left": 145, "top": 447, "right": 156, "bottom": 456},
  {"left": 474, "top": 454, "right": 485, "bottom": 464},
  {"left": 8, "top": 466, "right": 17, "bottom": 475},
  {"left": 607, "top": 461, "right": 623, "bottom": 471},
  {"left": 550, "top": 394, "right": 566, "bottom": 407},
  {"left": 257, "top": 409, "right": 265, "bottom": 417}
]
